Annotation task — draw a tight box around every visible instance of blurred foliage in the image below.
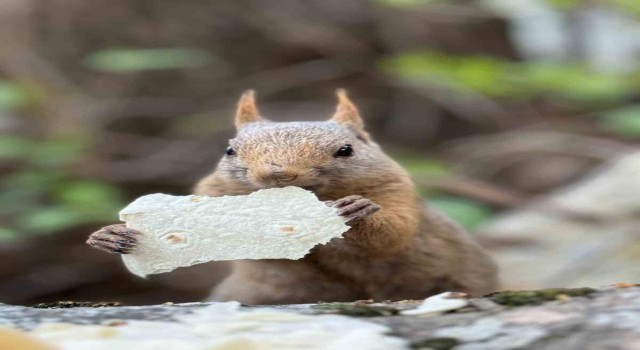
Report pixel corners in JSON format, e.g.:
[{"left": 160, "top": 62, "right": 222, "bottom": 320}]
[
  {"left": 393, "top": 154, "right": 451, "bottom": 179},
  {"left": 373, "top": 0, "right": 437, "bottom": 8},
  {"left": 0, "top": 80, "right": 124, "bottom": 240},
  {"left": 384, "top": 48, "right": 640, "bottom": 229},
  {"left": 428, "top": 196, "right": 494, "bottom": 231},
  {"left": 613, "top": 0, "right": 640, "bottom": 15},
  {"left": 382, "top": 52, "right": 637, "bottom": 105},
  {"left": 395, "top": 155, "right": 493, "bottom": 231},
  {"left": 0, "top": 82, "right": 28, "bottom": 111},
  {"left": 545, "top": 0, "right": 582, "bottom": 9},
  {"left": 376, "top": 0, "right": 640, "bottom": 15},
  {"left": 0, "top": 135, "right": 32, "bottom": 160},
  {"left": 377, "top": 0, "right": 640, "bottom": 15},
  {"left": 546, "top": 0, "right": 640, "bottom": 15},
  {"left": 0, "top": 135, "right": 125, "bottom": 240},
  {"left": 600, "top": 105, "right": 640, "bottom": 138},
  {"left": 84, "top": 48, "right": 213, "bottom": 73}
]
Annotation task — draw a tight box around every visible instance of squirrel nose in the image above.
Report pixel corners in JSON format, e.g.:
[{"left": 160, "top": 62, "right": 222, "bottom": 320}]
[
  {"left": 254, "top": 164, "right": 299, "bottom": 183},
  {"left": 272, "top": 171, "right": 298, "bottom": 182}
]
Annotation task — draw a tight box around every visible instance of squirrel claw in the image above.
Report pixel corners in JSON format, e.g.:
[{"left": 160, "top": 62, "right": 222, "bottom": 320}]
[
  {"left": 330, "top": 195, "right": 380, "bottom": 224},
  {"left": 86, "top": 224, "right": 141, "bottom": 255}
]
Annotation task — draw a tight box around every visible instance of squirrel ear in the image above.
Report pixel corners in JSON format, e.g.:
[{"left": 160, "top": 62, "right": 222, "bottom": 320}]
[
  {"left": 235, "top": 90, "right": 267, "bottom": 128},
  {"left": 330, "top": 89, "right": 365, "bottom": 131}
]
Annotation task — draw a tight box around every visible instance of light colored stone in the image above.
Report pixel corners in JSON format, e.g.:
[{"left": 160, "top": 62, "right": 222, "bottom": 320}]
[
  {"left": 119, "top": 187, "right": 349, "bottom": 277},
  {"left": 1, "top": 287, "right": 639, "bottom": 350},
  {"left": 591, "top": 311, "right": 640, "bottom": 331},
  {"left": 454, "top": 326, "right": 547, "bottom": 350},
  {"left": 435, "top": 318, "right": 505, "bottom": 342},
  {"left": 401, "top": 292, "right": 469, "bottom": 316},
  {"left": 501, "top": 309, "right": 578, "bottom": 325},
  {"left": 29, "top": 302, "right": 408, "bottom": 350}
]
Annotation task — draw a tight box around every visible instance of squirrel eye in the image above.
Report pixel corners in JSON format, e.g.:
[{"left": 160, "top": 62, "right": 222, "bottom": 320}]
[
  {"left": 225, "top": 146, "right": 236, "bottom": 156},
  {"left": 334, "top": 144, "right": 354, "bottom": 157}
]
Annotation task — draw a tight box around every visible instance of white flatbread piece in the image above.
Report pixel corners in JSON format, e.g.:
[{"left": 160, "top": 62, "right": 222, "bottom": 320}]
[{"left": 119, "top": 187, "right": 349, "bottom": 277}]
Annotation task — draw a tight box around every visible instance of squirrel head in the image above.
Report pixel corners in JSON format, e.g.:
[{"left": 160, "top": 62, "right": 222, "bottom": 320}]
[{"left": 217, "top": 90, "right": 400, "bottom": 195}]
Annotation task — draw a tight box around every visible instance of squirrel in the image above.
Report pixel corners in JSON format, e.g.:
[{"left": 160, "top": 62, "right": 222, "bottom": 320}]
[{"left": 87, "top": 90, "right": 499, "bottom": 304}]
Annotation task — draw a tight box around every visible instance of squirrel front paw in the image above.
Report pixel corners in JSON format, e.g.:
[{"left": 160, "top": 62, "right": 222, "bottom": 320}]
[
  {"left": 328, "top": 195, "right": 380, "bottom": 224},
  {"left": 86, "top": 224, "right": 140, "bottom": 254}
]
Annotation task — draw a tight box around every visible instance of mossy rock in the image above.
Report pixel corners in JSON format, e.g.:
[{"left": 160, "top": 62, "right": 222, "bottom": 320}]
[
  {"left": 486, "top": 287, "right": 597, "bottom": 307},
  {"left": 31, "top": 301, "right": 122, "bottom": 309},
  {"left": 311, "top": 302, "right": 399, "bottom": 317},
  {"left": 411, "top": 337, "right": 460, "bottom": 350}
]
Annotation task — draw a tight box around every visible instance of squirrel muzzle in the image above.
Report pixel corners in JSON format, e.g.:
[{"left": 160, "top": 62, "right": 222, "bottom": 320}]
[{"left": 250, "top": 164, "right": 301, "bottom": 187}]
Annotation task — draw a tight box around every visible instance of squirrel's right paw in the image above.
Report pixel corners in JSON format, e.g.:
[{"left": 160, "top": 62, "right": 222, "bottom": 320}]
[
  {"left": 86, "top": 224, "right": 140, "bottom": 254},
  {"left": 327, "top": 195, "right": 380, "bottom": 224}
]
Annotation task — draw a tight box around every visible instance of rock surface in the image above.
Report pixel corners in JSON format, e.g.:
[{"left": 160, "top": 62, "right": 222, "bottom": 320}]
[{"left": 1, "top": 286, "right": 639, "bottom": 349}]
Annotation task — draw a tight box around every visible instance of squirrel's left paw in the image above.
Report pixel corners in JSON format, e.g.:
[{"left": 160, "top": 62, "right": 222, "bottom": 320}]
[{"left": 328, "top": 195, "right": 380, "bottom": 224}]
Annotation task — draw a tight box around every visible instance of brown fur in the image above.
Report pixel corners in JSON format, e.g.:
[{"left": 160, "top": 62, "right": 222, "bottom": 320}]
[{"left": 193, "top": 91, "right": 499, "bottom": 304}]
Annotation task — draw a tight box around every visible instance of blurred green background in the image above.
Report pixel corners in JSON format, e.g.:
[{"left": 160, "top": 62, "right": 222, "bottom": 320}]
[{"left": 1, "top": 0, "right": 639, "bottom": 305}]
